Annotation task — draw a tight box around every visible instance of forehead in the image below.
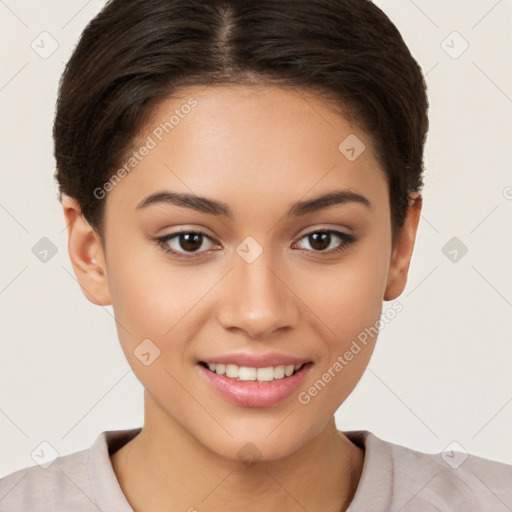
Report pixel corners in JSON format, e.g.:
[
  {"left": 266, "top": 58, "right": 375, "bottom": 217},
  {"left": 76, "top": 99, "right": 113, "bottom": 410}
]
[{"left": 106, "top": 85, "right": 388, "bottom": 218}]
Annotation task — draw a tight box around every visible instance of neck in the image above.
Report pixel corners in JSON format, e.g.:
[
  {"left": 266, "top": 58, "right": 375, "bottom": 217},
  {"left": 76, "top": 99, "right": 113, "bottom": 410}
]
[{"left": 111, "top": 395, "right": 364, "bottom": 512}]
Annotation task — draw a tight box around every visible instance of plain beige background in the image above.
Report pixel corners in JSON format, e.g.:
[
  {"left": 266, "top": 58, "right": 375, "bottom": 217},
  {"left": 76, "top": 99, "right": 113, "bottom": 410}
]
[{"left": 1, "top": 0, "right": 511, "bottom": 477}]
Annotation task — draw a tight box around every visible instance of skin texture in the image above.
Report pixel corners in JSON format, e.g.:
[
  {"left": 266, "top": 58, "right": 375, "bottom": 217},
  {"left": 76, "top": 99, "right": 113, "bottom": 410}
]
[{"left": 62, "top": 85, "right": 422, "bottom": 511}]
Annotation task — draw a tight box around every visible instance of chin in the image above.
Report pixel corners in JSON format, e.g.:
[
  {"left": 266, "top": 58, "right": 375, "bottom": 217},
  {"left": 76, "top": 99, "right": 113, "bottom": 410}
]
[{"left": 192, "top": 414, "right": 320, "bottom": 465}]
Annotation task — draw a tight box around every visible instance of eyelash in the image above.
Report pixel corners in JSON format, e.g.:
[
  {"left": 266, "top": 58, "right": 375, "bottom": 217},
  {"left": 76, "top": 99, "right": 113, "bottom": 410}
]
[{"left": 154, "top": 229, "right": 356, "bottom": 260}]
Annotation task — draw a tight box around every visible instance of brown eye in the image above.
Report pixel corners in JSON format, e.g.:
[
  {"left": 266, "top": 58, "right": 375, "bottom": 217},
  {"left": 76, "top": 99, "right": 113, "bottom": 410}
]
[
  {"left": 294, "top": 230, "right": 356, "bottom": 255},
  {"left": 307, "top": 232, "right": 332, "bottom": 251},
  {"left": 156, "top": 231, "right": 219, "bottom": 258},
  {"left": 177, "top": 233, "right": 203, "bottom": 252}
]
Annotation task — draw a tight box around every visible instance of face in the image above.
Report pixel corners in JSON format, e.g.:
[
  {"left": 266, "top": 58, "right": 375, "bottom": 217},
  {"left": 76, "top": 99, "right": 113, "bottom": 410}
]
[{"left": 65, "top": 85, "right": 420, "bottom": 462}]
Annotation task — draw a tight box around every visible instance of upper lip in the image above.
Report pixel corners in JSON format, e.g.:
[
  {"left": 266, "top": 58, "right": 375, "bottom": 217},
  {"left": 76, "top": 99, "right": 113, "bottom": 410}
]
[{"left": 199, "top": 352, "right": 311, "bottom": 368}]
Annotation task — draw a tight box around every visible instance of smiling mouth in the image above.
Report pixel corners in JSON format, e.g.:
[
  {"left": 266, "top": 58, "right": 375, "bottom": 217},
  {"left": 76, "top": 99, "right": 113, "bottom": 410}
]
[{"left": 198, "top": 361, "right": 310, "bottom": 382}]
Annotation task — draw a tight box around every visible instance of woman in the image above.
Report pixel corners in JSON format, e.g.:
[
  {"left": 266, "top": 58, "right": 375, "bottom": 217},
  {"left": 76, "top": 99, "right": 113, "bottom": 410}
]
[{"left": 1, "top": 0, "right": 510, "bottom": 510}]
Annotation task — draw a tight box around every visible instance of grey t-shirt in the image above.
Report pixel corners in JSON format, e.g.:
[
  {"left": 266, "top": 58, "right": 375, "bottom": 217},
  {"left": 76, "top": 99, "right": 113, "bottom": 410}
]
[{"left": 1, "top": 428, "right": 511, "bottom": 511}]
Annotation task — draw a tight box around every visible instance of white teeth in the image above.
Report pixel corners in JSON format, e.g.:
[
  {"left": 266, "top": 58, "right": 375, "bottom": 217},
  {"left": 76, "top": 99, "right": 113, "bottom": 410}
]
[
  {"left": 274, "top": 365, "right": 285, "bottom": 379},
  {"left": 204, "top": 362, "right": 304, "bottom": 382},
  {"left": 225, "top": 364, "right": 238, "bottom": 378},
  {"left": 256, "top": 367, "right": 275, "bottom": 381},
  {"left": 285, "top": 365, "right": 295, "bottom": 377},
  {"left": 238, "top": 367, "right": 257, "bottom": 381}
]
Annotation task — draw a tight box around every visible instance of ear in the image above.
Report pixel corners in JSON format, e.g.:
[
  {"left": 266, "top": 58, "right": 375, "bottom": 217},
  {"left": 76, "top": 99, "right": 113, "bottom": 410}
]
[
  {"left": 61, "top": 194, "right": 111, "bottom": 306},
  {"left": 384, "top": 194, "right": 422, "bottom": 301}
]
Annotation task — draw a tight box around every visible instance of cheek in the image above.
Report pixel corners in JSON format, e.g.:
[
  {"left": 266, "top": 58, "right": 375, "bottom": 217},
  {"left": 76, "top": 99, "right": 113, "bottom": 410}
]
[
  {"left": 106, "top": 230, "right": 201, "bottom": 331},
  {"left": 106, "top": 242, "right": 222, "bottom": 374},
  {"left": 316, "top": 273, "right": 382, "bottom": 334},
  {"left": 296, "top": 239, "right": 390, "bottom": 408},
  {"left": 294, "top": 272, "right": 384, "bottom": 422},
  {"left": 308, "top": 250, "right": 390, "bottom": 347},
  {"left": 105, "top": 236, "right": 173, "bottom": 352},
  {"left": 106, "top": 255, "right": 206, "bottom": 417}
]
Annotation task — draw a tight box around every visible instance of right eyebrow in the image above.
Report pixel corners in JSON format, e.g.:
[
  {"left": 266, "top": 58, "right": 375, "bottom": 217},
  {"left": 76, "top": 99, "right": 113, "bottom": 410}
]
[{"left": 136, "top": 191, "right": 233, "bottom": 217}]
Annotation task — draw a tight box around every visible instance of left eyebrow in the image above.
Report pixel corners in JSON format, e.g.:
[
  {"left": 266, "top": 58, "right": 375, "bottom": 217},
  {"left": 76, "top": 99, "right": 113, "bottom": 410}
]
[
  {"left": 287, "top": 190, "right": 371, "bottom": 216},
  {"left": 135, "top": 189, "right": 371, "bottom": 217}
]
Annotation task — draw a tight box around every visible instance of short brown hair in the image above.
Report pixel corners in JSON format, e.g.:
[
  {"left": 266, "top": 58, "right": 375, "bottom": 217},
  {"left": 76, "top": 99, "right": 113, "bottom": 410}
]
[{"left": 53, "top": 0, "right": 429, "bottom": 244}]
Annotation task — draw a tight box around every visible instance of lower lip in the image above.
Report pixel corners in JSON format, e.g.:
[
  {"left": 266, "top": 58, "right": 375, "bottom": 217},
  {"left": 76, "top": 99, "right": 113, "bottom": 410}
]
[{"left": 197, "top": 363, "right": 312, "bottom": 408}]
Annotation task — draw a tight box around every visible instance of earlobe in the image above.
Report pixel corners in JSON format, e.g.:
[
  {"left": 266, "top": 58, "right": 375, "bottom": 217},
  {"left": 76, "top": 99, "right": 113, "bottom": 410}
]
[
  {"left": 61, "top": 194, "right": 111, "bottom": 306},
  {"left": 384, "top": 194, "right": 422, "bottom": 301}
]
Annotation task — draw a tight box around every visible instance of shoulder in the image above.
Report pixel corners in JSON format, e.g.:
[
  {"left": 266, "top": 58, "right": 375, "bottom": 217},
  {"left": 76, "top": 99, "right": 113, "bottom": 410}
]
[
  {"left": 0, "top": 428, "right": 139, "bottom": 512},
  {"left": 0, "top": 447, "right": 93, "bottom": 511},
  {"left": 346, "top": 430, "right": 512, "bottom": 512}
]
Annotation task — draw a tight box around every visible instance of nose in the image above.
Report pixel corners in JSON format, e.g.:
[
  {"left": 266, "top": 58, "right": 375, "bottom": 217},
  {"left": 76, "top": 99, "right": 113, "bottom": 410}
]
[{"left": 216, "top": 251, "right": 300, "bottom": 339}]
